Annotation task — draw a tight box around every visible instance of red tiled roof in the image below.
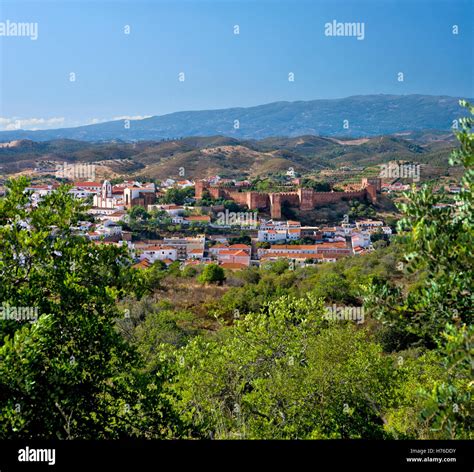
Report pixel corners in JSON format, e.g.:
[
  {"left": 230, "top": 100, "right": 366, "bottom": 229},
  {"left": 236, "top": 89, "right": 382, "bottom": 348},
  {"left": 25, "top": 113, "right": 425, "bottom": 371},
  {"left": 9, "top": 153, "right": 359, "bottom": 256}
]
[
  {"left": 219, "top": 249, "right": 250, "bottom": 256},
  {"left": 220, "top": 262, "right": 248, "bottom": 270},
  {"left": 229, "top": 244, "right": 250, "bottom": 249},
  {"left": 316, "top": 242, "right": 348, "bottom": 249},
  {"left": 185, "top": 215, "right": 210, "bottom": 222},
  {"left": 132, "top": 260, "right": 151, "bottom": 269},
  {"left": 74, "top": 182, "right": 101, "bottom": 187},
  {"left": 269, "top": 244, "right": 319, "bottom": 250},
  {"left": 261, "top": 253, "right": 323, "bottom": 260}
]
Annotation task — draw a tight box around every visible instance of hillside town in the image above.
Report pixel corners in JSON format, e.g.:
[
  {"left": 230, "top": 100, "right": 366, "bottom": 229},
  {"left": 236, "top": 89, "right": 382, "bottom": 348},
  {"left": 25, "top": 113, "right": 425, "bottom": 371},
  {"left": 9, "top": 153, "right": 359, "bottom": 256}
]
[
  {"left": 0, "top": 0, "right": 471, "bottom": 454},
  {"left": 19, "top": 177, "right": 395, "bottom": 271}
]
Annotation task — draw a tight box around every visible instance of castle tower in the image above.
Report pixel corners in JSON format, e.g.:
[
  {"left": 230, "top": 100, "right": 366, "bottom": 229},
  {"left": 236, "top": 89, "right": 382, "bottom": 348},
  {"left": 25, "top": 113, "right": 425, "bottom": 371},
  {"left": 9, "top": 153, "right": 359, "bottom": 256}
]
[
  {"left": 270, "top": 193, "right": 282, "bottom": 219},
  {"left": 195, "top": 181, "right": 206, "bottom": 199},
  {"left": 361, "top": 178, "right": 381, "bottom": 193},
  {"left": 365, "top": 184, "right": 378, "bottom": 204},
  {"left": 298, "top": 188, "right": 314, "bottom": 211}
]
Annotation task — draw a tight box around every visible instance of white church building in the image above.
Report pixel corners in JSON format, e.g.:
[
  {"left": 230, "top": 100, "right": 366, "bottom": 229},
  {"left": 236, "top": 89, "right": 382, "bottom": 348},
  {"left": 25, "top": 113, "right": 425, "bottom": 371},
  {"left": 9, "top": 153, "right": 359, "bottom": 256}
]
[{"left": 93, "top": 180, "right": 124, "bottom": 211}]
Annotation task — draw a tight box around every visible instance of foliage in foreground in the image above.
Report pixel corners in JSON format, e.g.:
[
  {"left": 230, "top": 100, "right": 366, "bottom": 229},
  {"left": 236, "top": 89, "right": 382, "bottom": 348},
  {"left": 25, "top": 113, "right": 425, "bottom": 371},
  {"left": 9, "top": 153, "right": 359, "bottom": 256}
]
[
  {"left": 0, "top": 102, "right": 472, "bottom": 440},
  {"left": 0, "top": 179, "right": 185, "bottom": 438}
]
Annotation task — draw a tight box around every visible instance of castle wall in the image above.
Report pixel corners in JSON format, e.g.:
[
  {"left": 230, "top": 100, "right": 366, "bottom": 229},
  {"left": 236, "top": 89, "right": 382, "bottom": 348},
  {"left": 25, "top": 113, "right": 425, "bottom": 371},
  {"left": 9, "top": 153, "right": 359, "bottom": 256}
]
[
  {"left": 312, "top": 189, "right": 367, "bottom": 206},
  {"left": 269, "top": 192, "right": 299, "bottom": 219},
  {"left": 209, "top": 187, "right": 222, "bottom": 199},
  {"left": 194, "top": 178, "right": 380, "bottom": 217}
]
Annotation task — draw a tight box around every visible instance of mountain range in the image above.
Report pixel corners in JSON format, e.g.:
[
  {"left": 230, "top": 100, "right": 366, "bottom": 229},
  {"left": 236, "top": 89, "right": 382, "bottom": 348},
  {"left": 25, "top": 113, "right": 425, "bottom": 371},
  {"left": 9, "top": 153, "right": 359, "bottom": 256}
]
[
  {"left": 1, "top": 94, "right": 470, "bottom": 142},
  {"left": 0, "top": 132, "right": 456, "bottom": 180}
]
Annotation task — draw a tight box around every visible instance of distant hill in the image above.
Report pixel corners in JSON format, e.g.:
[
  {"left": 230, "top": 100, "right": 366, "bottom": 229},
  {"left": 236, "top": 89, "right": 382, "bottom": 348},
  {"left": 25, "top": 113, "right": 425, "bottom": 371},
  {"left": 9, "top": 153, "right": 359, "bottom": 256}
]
[
  {"left": 0, "top": 95, "right": 470, "bottom": 142},
  {"left": 0, "top": 132, "right": 456, "bottom": 180}
]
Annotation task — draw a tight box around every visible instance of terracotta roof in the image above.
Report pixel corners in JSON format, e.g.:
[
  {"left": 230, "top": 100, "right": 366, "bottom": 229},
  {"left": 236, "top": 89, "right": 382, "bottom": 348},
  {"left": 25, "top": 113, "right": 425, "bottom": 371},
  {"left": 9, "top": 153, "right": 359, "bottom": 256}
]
[
  {"left": 211, "top": 243, "right": 228, "bottom": 248},
  {"left": 316, "top": 242, "right": 348, "bottom": 249},
  {"left": 132, "top": 260, "right": 151, "bottom": 269},
  {"left": 261, "top": 253, "right": 323, "bottom": 260},
  {"left": 74, "top": 182, "right": 101, "bottom": 187},
  {"left": 220, "top": 262, "right": 248, "bottom": 270},
  {"left": 269, "top": 244, "right": 319, "bottom": 250},
  {"left": 229, "top": 244, "right": 250, "bottom": 249},
  {"left": 184, "top": 260, "right": 212, "bottom": 266},
  {"left": 185, "top": 215, "right": 211, "bottom": 222},
  {"left": 219, "top": 249, "right": 250, "bottom": 256}
]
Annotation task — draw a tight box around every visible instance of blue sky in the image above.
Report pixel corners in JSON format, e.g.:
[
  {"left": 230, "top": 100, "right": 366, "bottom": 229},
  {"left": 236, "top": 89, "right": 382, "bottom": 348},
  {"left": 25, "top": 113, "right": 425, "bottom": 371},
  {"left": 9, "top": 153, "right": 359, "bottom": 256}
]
[{"left": 0, "top": 0, "right": 472, "bottom": 130}]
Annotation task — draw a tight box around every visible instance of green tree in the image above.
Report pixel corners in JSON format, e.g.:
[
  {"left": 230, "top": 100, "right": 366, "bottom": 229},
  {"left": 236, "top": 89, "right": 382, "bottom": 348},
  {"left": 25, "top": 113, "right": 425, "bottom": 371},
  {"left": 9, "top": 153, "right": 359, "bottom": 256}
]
[
  {"left": 0, "top": 178, "right": 183, "bottom": 439},
  {"left": 129, "top": 206, "right": 150, "bottom": 221},
  {"left": 419, "top": 324, "right": 473, "bottom": 439},
  {"left": 171, "top": 294, "right": 398, "bottom": 439},
  {"left": 364, "top": 101, "right": 474, "bottom": 438},
  {"left": 365, "top": 101, "right": 473, "bottom": 348},
  {"left": 160, "top": 187, "right": 193, "bottom": 205},
  {"left": 198, "top": 263, "right": 225, "bottom": 285}
]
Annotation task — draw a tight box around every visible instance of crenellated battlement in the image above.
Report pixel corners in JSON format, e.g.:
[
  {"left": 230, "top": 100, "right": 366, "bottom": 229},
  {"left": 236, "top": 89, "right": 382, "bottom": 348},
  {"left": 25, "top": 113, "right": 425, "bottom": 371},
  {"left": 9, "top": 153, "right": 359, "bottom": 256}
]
[{"left": 196, "top": 178, "right": 380, "bottom": 219}]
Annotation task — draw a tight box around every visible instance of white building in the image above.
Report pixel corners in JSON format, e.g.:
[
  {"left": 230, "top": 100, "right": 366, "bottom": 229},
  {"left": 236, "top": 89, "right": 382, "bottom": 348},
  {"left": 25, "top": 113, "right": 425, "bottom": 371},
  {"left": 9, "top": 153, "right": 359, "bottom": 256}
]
[
  {"left": 148, "top": 204, "right": 185, "bottom": 216},
  {"left": 139, "top": 245, "right": 178, "bottom": 263},
  {"left": 356, "top": 220, "right": 384, "bottom": 231},
  {"left": 351, "top": 232, "right": 371, "bottom": 250},
  {"left": 257, "top": 220, "right": 302, "bottom": 242},
  {"left": 93, "top": 180, "right": 118, "bottom": 209}
]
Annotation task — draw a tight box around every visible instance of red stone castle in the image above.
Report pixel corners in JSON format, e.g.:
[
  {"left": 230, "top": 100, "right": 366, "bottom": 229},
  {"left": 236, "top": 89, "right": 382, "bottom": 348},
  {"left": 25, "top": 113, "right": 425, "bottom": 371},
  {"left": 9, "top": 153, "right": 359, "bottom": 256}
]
[{"left": 195, "top": 178, "right": 381, "bottom": 219}]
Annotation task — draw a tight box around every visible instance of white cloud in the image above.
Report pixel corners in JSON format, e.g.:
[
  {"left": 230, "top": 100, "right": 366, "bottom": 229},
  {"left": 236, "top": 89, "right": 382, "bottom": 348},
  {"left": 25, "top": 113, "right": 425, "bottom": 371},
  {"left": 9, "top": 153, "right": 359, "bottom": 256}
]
[
  {"left": 88, "top": 118, "right": 107, "bottom": 125},
  {"left": 0, "top": 117, "right": 65, "bottom": 131},
  {"left": 112, "top": 115, "right": 152, "bottom": 121},
  {"left": 0, "top": 114, "right": 153, "bottom": 131}
]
